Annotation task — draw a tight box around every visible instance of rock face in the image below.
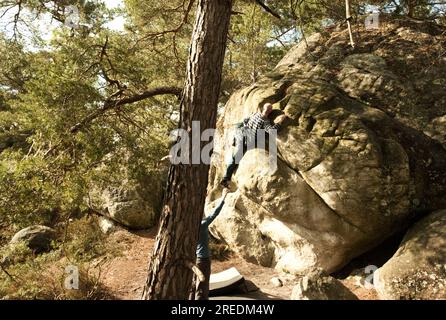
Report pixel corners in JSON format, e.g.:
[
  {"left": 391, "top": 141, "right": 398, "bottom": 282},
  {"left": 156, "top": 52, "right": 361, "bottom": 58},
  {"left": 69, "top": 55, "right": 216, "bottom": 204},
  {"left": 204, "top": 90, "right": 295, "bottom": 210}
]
[
  {"left": 374, "top": 209, "right": 446, "bottom": 300},
  {"left": 290, "top": 269, "right": 357, "bottom": 300},
  {"left": 207, "top": 19, "right": 446, "bottom": 274},
  {"left": 10, "top": 225, "right": 56, "bottom": 252}
]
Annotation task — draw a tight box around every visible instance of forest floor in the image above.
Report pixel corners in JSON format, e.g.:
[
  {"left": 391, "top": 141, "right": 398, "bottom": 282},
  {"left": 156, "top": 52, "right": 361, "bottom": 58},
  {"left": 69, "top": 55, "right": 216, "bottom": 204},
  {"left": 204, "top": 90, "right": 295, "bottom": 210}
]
[{"left": 99, "top": 227, "right": 379, "bottom": 300}]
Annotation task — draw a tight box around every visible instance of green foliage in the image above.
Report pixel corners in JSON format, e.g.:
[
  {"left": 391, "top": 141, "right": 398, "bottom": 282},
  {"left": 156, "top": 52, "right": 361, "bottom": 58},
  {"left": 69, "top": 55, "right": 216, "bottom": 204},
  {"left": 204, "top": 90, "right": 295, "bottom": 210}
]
[
  {"left": 224, "top": 2, "right": 293, "bottom": 90},
  {"left": 0, "top": 0, "right": 294, "bottom": 231},
  {"left": 0, "top": 259, "right": 113, "bottom": 300},
  {"left": 0, "top": 216, "right": 118, "bottom": 300},
  {"left": 62, "top": 216, "right": 110, "bottom": 261},
  {"left": 0, "top": 242, "right": 34, "bottom": 266},
  {"left": 0, "top": 22, "right": 175, "bottom": 228}
]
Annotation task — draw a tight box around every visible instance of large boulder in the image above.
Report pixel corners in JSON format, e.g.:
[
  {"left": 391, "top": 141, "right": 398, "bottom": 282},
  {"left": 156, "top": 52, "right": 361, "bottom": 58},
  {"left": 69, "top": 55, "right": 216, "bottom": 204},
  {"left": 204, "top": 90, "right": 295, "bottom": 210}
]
[
  {"left": 94, "top": 182, "right": 160, "bottom": 230},
  {"left": 207, "top": 19, "right": 446, "bottom": 274},
  {"left": 89, "top": 162, "right": 165, "bottom": 230},
  {"left": 10, "top": 225, "right": 56, "bottom": 252},
  {"left": 374, "top": 209, "right": 446, "bottom": 300}
]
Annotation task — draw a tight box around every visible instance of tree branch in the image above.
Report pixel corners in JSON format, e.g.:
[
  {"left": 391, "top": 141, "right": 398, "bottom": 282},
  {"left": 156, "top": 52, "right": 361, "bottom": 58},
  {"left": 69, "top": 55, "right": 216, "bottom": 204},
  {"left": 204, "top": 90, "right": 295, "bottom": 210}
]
[
  {"left": 254, "top": 0, "right": 281, "bottom": 19},
  {"left": 0, "top": 263, "right": 18, "bottom": 283},
  {"left": 97, "top": 36, "right": 126, "bottom": 91},
  {"left": 70, "top": 86, "right": 182, "bottom": 133},
  {"left": 136, "top": 0, "right": 195, "bottom": 43}
]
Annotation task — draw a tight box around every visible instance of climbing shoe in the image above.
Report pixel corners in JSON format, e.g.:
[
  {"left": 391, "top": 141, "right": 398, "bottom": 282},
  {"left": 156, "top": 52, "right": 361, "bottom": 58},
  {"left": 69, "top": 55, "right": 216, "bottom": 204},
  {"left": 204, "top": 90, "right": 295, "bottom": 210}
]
[{"left": 220, "top": 179, "right": 229, "bottom": 188}]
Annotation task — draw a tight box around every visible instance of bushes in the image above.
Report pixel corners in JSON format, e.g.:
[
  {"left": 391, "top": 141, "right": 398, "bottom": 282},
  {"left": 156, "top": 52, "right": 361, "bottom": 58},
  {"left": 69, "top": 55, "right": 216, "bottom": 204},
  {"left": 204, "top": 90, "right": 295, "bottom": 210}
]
[
  {"left": 0, "top": 258, "right": 113, "bottom": 300},
  {"left": 62, "top": 216, "right": 110, "bottom": 261},
  {"left": 0, "top": 216, "right": 121, "bottom": 300},
  {"left": 0, "top": 151, "right": 88, "bottom": 230}
]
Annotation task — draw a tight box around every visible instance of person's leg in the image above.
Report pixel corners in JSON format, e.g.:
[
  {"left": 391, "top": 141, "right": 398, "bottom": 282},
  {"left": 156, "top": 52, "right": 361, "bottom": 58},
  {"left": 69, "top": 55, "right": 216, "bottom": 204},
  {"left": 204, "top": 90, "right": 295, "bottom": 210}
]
[
  {"left": 221, "top": 133, "right": 245, "bottom": 186},
  {"left": 222, "top": 162, "right": 237, "bottom": 185},
  {"left": 195, "top": 258, "right": 211, "bottom": 300}
]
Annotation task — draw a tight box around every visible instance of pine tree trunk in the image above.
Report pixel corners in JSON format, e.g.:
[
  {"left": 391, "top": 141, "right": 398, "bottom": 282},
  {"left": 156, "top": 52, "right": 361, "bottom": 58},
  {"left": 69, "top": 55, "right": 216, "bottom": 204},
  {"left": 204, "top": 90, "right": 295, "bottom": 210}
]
[{"left": 142, "top": 0, "right": 232, "bottom": 300}]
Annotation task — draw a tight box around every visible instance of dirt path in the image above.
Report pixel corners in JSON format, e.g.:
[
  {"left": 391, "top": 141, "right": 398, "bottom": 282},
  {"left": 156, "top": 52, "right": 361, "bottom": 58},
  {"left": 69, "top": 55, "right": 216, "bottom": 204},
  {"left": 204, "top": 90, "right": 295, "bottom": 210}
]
[
  {"left": 100, "top": 229, "right": 156, "bottom": 299},
  {"left": 100, "top": 227, "right": 377, "bottom": 300}
]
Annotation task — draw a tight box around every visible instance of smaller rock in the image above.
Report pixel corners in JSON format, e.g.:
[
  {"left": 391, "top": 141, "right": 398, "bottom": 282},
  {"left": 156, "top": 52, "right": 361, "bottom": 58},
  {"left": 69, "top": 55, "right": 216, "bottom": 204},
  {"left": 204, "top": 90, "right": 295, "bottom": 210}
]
[
  {"left": 291, "top": 269, "right": 358, "bottom": 300},
  {"left": 346, "top": 267, "right": 379, "bottom": 290},
  {"left": 374, "top": 209, "right": 446, "bottom": 300},
  {"left": 98, "top": 216, "right": 116, "bottom": 234},
  {"left": 10, "top": 225, "right": 56, "bottom": 253},
  {"left": 270, "top": 277, "right": 283, "bottom": 288},
  {"left": 95, "top": 185, "right": 158, "bottom": 230}
]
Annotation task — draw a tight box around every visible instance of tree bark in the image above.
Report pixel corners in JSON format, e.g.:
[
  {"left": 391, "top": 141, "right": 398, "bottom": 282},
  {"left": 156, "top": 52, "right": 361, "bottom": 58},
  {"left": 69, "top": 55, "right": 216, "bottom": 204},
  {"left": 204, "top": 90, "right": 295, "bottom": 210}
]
[{"left": 142, "top": 0, "right": 232, "bottom": 300}]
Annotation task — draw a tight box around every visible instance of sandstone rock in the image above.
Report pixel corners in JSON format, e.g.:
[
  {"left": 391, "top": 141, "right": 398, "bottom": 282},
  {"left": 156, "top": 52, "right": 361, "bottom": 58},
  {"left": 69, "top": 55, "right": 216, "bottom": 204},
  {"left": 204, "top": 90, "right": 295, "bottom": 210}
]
[
  {"left": 98, "top": 216, "right": 116, "bottom": 234},
  {"left": 270, "top": 277, "right": 283, "bottom": 288},
  {"left": 290, "top": 269, "right": 358, "bottom": 300},
  {"left": 207, "top": 19, "right": 446, "bottom": 274},
  {"left": 374, "top": 209, "right": 446, "bottom": 300},
  {"left": 10, "top": 225, "right": 56, "bottom": 252},
  {"left": 98, "top": 185, "right": 158, "bottom": 229},
  {"left": 346, "top": 267, "right": 379, "bottom": 290},
  {"left": 90, "top": 167, "right": 165, "bottom": 230}
]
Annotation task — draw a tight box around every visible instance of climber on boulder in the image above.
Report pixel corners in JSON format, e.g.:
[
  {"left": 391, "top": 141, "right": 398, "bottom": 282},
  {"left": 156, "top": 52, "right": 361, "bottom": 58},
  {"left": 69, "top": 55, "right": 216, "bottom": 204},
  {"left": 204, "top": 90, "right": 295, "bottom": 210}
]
[
  {"left": 220, "top": 103, "right": 286, "bottom": 188},
  {"left": 192, "top": 188, "right": 229, "bottom": 300}
]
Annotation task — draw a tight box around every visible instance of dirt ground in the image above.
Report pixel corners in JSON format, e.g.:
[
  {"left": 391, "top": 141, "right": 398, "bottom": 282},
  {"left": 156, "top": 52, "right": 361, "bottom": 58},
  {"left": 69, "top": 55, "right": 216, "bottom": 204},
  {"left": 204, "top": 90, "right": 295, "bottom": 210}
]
[{"left": 100, "top": 227, "right": 378, "bottom": 300}]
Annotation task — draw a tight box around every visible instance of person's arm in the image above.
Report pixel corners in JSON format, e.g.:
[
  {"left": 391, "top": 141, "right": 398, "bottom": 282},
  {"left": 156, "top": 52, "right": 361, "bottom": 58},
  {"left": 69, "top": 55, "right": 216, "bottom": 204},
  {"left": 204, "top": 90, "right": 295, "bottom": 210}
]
[
  {"left": 242, "top": 116, "right": 250, "bottom": 126},
  {"left": 202, "top": 190, "right": 229, "bottom": 228},
  {"left": 263, "top": 120, "right": 281, "bottom": 134},
  {"left": 264, "top": 114, "right": 286, "bottom": 134},
  {"left": 234, "top": 116, "right": 251, "bottom": 129},
  {"left": 202, "top": 200, "right": 224, "bottom": 228}
]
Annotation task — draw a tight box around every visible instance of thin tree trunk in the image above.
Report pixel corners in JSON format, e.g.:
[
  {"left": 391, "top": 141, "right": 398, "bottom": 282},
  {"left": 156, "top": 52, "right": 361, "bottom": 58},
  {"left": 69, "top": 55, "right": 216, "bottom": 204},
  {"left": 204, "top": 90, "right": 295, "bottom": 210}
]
[
  {"left": 345, "top": 0, "right": 355, "bottom": 48},
  {"left": 407, "top": 0, "right": 415, "bottom": 18},
  {"left": 142, "top": 0, "right": 232, "bottom": 300}
]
